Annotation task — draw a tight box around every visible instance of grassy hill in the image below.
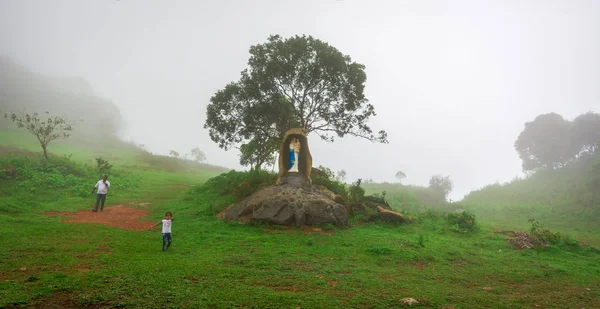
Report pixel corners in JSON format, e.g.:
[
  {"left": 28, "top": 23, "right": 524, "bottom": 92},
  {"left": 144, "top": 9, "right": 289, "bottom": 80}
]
[
  {"left": 460, "top": 154, "right": 600, "bottom": 246},
  {"left": 1, "top": 131, "right": 599, "bottom": 308}
]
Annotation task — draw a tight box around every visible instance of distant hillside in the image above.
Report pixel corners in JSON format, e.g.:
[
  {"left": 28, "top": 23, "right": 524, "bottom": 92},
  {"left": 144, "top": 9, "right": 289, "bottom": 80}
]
[
  {"left": 0, "top": 57, "right": 124, "bottom": 140},
  {"left": 363, "top": 182, "right": 448, "bottom": 213},
  {"left": 460, "top": 153, "right": 600, "bottom": 243}
]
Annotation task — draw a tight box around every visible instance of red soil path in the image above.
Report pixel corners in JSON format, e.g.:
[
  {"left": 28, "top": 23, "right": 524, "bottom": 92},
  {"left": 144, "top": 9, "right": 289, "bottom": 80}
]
[{"left": 44, "top": 205, "right": 155, "bottom": 230}]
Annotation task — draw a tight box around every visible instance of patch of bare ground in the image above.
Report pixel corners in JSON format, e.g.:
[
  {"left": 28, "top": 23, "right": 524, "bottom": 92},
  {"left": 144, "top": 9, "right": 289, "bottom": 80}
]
[
  {"left": 126, "top": 201, "right": 152, "bottom": 207},
  {"left": 44, "top": 205, "right": 155, "bottom": 230}
]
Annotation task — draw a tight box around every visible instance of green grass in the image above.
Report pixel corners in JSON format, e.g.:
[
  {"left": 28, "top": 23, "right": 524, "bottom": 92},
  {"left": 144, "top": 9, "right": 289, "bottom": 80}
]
[{"left": 1, "top": 132, "right": 600, "bottom": 308}]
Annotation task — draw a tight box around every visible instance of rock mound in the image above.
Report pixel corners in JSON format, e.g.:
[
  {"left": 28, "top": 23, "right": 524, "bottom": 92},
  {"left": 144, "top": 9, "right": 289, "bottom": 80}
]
[
  {"left": 495, "top": 230, "right": 548, "bottom": 249},
  {"left": 219, "top": 173, "right": 348, "bottom": 226}
]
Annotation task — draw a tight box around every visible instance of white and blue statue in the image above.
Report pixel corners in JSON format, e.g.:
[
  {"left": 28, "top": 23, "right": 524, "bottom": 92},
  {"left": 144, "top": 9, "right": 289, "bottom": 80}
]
[{"left": 288, "top": 138, "right": 300, "bottom": 172}]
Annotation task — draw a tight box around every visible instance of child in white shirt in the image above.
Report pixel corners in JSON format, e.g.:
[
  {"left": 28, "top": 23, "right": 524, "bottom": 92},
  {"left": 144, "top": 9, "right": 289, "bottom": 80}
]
[{"left": 152, "top": 212, "right": 175, "bottom": 252}]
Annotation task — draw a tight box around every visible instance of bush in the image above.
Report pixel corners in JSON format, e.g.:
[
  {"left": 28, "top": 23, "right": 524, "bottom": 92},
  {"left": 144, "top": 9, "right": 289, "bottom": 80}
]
[
  {"left": 201, "top": 170, "right": 277, "bottom": 201},
  {"left": 529, "top": 218, "right": 561, "bottom": 245},
  {"left": 446, "top": 211, "right": 478, "bottom": 233},
  {"left": 95, "top": 157, "right": 113, "bottom": 175},
  {"left": 348, "top": 179, "right": 365, "bottom": 203},
  {"left": 311, "top": 174, "right": 347, "bottom": 200}
]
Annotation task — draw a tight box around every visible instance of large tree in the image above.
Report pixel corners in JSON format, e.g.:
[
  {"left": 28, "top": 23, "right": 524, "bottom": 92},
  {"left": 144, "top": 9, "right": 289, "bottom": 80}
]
[
  {"left": 515, "top": 113, "right": 573, "bottom": 171},
  {"left": 570, "top": 112, "right": 600, "bottom": 157},
  {"left": 205, "top": 35, "right": 388, "bottom": 168}
]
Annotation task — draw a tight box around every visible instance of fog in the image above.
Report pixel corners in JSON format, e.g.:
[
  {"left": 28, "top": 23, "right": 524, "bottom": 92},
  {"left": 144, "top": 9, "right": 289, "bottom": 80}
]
[{"left": 1, "top": 0, "right": 599, "bottom": 200}]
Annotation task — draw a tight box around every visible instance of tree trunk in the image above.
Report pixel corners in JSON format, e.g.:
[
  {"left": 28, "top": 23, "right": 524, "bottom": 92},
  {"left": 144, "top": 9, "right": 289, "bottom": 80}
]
[{"left": 42, "top": 145, "right": 48, "bottom": 161}]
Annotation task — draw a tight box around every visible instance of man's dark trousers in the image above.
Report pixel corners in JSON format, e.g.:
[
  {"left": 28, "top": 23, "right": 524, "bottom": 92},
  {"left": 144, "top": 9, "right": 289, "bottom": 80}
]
[{"left": 94, "top": 194, "right": 106, "bottom": 211}]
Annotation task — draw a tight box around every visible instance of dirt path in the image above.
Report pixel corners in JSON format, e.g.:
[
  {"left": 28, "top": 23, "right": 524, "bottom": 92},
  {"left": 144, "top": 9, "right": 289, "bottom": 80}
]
[{"left": 44, "top": 204, "right": 155, "bottom": 230}]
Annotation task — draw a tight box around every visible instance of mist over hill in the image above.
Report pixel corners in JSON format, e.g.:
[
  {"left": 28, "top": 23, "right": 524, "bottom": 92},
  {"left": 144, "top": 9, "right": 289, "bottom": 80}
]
[{"left": 0, "top": 57, "right": 124, "bottom": 140}]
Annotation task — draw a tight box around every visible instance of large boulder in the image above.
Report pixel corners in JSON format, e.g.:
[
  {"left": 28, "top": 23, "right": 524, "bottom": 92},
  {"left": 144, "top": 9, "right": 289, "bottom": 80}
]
[
  {"left": 377, "top": 206, "right": 413, "bottom": 224},
  {"left": 220, "top": 173, "right": 348, "bottom": 226}
]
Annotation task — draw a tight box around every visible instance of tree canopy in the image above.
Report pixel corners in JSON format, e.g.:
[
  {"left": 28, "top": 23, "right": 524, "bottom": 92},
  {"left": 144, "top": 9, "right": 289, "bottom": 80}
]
[
  {"left": 515, "top": 112, "right": 600, "bottom": 172},
  {"left": 429, "top": 174, "right": 453, "bottom": 202},
  {"left": 205, "top": 35, "right": 388, "bottom": 169},
  {"left": 395, "top": 171, "right": 406, "bottom": 183},
  {"left": 5, "top": 111, "right": 74, "bottom": 160}
]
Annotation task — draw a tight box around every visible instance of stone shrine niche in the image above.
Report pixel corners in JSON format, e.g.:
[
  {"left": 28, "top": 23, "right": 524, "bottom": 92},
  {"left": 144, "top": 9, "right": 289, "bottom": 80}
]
[{"left": 277, "top": 128, "right": 312, "bottom": 186}]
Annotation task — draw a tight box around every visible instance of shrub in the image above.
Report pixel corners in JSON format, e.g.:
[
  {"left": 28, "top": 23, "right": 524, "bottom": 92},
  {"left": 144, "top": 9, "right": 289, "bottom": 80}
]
[
  {"left": 446, "top": 211, "right": 478, "bottom": 233},
  {"left": 311, "top": 174, "right": 347, "bottom": 200},
  {"left": 201, "top": 170, "right": 277, "bottom": 201},
  {"left": 528, "top": 218, "right": 561, "bottom": 245},
  {"left": 348, "top": 179, "right": 365, "bottom": 203},
  {"left": 95, "top": 157, "right": 113, "bottom": 175}
]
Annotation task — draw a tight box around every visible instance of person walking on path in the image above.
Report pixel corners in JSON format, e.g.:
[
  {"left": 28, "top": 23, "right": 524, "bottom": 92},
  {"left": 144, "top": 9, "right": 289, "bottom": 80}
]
[
  {"left": 91, "top": 175, "right": 110, "bottom": 212},
  {"left": 151, "top": 212, "right": 175, "bottom": 252}
]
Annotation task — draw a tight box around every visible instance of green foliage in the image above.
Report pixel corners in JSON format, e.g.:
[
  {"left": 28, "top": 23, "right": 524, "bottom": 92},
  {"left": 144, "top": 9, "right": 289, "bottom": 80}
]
[
  {"left": 515, "top": 112, "right": 600, "bottom": 172},
  {"left": 95, "top": 157, "right": 113, "bottom": 175},
  {"left": 4, "top": 111, "right": 75, "bottom": 160},
  {"left": 1, "top": 138, "right": 600, "bottom": 309},
  {"left": 239, "top": 137, "right": 278, "bottom": 170},
  {"left": 365, "top": 246, "right": 392, "bottom": 255},
  {"left": 0, "top": 155, "right": 137, "bottom": 200},
  {"left": 199, "top": 170, "right": 277, "bottom": 201},
  {"left": 311, "top": 173, "right": 347, "bottom": 199},
  {"left": 317, "top": 165, "right": 335, "bottom": 179},
  {"left": 446, "top": 211, "right": 478, "bottom": 233},
  {"left": 428, "top": 174, "right": 453, "bottom": 202},
  {"left": 204, "top": 34, "right": 387, "bottom": 167},
  {"left": 529, "top": 218, "right": 561, "bottom": 245},
  {"left": 462, "top": 154, "right": 600, "bottom": 244},
  {"left": 189, "top": 147, "right": 207, "bottom": 163},
  {"left": 348, "top": 179, "right": 365, "bottom": 203}
]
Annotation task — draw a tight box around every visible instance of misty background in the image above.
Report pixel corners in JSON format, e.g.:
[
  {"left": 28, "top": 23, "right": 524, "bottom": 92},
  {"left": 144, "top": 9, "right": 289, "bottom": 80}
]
[{"left": 1, "top": 0, "right": 599, "bottom": 200}]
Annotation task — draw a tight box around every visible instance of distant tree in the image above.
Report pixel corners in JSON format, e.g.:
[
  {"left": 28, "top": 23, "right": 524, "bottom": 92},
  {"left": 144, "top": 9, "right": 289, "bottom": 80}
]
[
  {"left": 137, "top": 144, "right": 149, "bottom": 153},
  {"left": 570, "top": 112, "right": 600, "bottom": 157},
  {"left": 429, "top": 174, "right": 453, "bottom": 202},
  {"left": 4, "top": 111, "right": 74, "bottom": 160},
  {"left": 169, "top": 150, "right": 180, "bottom": 158},
  {"left": 239, "top": 137, "right": 279, "bottom": 170},
  {"left": 395, "top": 171, "right": 406, "bottom": 183},
  {"left": 337, "top": 170, "right": 347, "bottom": 182},
  {"left": 190, "top": 147, "right": 207, "bottom": 163},
  {"left": 317, "top": 165, "right": 336, "bottom": 179},
  {"left": 515, "top": 113, "right": 573, "bottom": 171},
  {"left": 95, "top": 157, "right": 113, "bottom": 175},
  {"left": 204, "top": 34, "right": 388, "bottom": 168}
]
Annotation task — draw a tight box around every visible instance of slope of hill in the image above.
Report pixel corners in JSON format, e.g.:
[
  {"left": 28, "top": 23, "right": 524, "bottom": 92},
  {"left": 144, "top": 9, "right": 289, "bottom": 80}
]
[
  {"left": 461, "top": 153, "right": 600, "bottom": 245},
  {"left": 1, "top": 140, "right": 599, "bottom": 308}
]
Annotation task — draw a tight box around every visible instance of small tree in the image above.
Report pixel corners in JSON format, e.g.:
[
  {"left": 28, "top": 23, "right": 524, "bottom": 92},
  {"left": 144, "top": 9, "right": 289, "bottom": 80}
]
[
  {"left": 337, "top": 170, "right": 347, "bottom": 182},
  {"left": 95, "top": 157, "right": 113, "bottom": 175},
  {"left": 169, "top": 150, "right": 180, "bottom": 158},
  {"left": 190, "top": 147, "right": 207, "bottom": 163},
  {"left": 5, "top": 111, "right": 74, "bottom": 160},
  {"left": 429, "top": 174, "right": 453, "bottom": 202},
  {"left": 395, "top": 171, "right": 406, "bottom": 183}
]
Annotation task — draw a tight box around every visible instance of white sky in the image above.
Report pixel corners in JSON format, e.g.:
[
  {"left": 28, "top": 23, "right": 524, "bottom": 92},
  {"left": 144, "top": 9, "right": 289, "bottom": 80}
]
[{"left": 1, "top": 0, "right": 599, "bottom": 200}]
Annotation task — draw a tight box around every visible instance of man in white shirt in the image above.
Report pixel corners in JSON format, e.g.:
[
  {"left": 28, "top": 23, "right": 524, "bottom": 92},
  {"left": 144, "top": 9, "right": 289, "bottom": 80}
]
[{"left": 91, "top": 175, "right": 111, "bottom": 212}]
